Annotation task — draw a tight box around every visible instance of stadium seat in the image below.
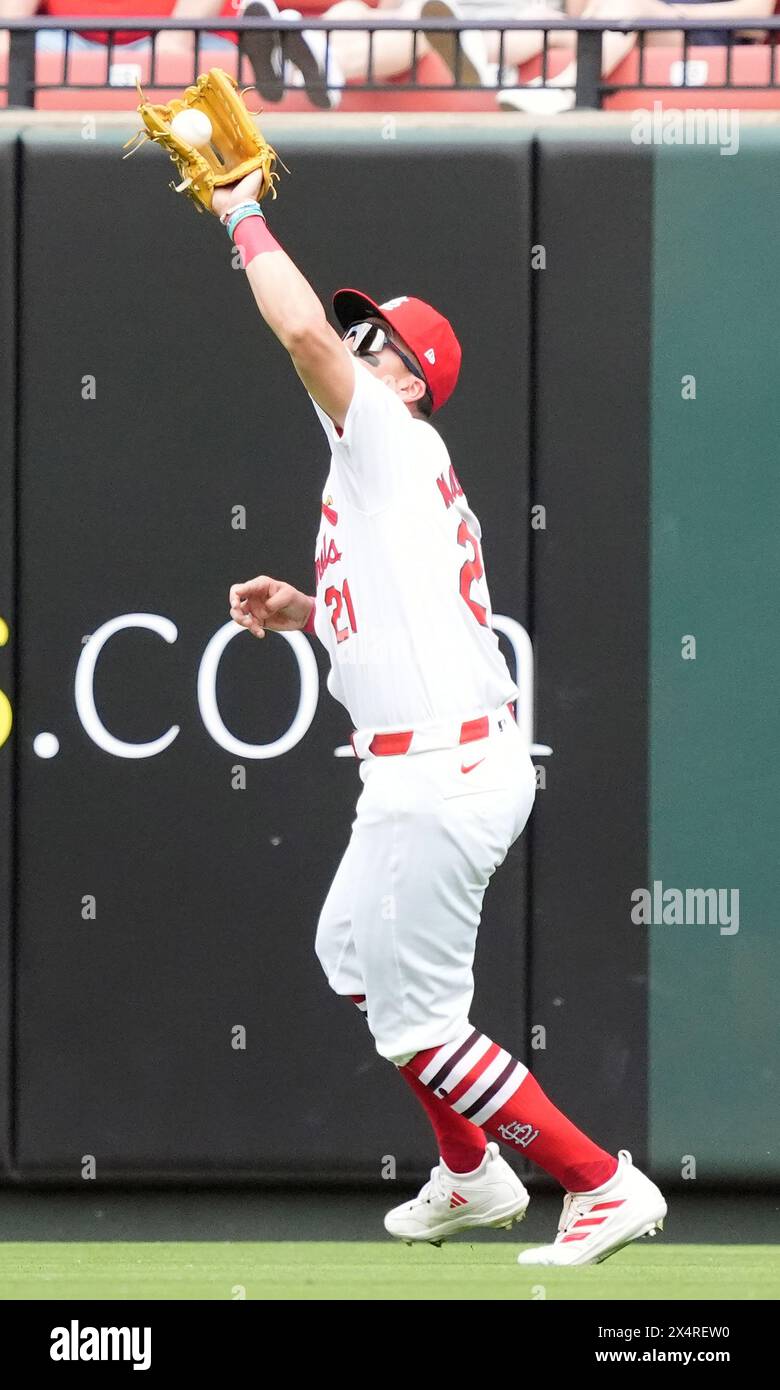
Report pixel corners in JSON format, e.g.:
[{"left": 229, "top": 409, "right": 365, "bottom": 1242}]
[{"left": 603, "top": 44, "right": 780, "bottom": 109}]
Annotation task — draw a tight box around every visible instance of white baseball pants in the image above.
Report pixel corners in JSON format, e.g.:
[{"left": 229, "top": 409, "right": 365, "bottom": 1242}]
[{"left": 315, "top": 714, "right": 536, "bottom": 1063}]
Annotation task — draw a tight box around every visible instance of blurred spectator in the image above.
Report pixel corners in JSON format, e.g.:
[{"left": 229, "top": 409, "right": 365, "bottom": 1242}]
[
  {"left": 238, "top": 0, "right": 493, "bottom": 106},
  {"left": 0, "top": 0, "right": 226, "bottom": 56},
  {"left": 0, "top": 0, "right": 443, "bottom": 103},
  {"left": 241, "top": 0, "right": 777, "bottom": 112},
  {"left": 2, "top": 0, "right": 772, "bottom": 108},
  {"left": 476, "top": 0, "right": 778, "bottom": 111},
  {"left": 422, "top": 0, "right": 568, "bottom": 83}
]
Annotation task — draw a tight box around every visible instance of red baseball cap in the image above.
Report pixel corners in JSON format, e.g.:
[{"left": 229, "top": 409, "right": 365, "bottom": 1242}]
[{"left": 332, "top": 289, "right": 462, "bottom": 412}]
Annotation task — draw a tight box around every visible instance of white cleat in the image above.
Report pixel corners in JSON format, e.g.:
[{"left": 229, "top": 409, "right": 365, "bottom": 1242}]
[
  {"left": 385, "top": 1142, "right": 530, "bottom": 1245},
  {"left": 517, "top": 1150, "right": 667, "bottom": 1267}
]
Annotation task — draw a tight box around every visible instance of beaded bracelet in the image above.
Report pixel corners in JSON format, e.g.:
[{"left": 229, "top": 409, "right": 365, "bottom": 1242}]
[{"left": 223, "top": 201, "right": 266, "bottom": 240}]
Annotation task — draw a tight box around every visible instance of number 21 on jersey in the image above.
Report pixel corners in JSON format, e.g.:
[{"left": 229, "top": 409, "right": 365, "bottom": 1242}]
[{"left": 325, "top": 579, "right": 358, "bottom": 643}]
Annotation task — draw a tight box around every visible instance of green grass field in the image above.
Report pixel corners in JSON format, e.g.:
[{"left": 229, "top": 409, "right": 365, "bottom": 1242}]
[{"left": 0, "top": 1241, "right": 777, "bottom": 1300}]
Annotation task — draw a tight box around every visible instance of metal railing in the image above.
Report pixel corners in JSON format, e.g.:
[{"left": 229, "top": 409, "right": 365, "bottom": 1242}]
[{"left": 3, "top": 16, "right": 780, "bottom": 109}]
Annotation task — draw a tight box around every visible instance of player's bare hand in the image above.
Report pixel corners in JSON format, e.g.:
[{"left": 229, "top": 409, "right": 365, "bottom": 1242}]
[
  {"left": 211, "top": 170, "right": 265, "bottom": 219},
  {"left": 229, "top": 575, "right": 313, "bottom": 638}
]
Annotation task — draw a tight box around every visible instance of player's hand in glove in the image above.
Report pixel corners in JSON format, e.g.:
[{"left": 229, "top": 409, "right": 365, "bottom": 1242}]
[
  {"left": 229, "top": 576, "right": 314, "bottom": 638},
  {"left": 211, "top": 169, "right": 265, "bottom": 220},
  {"left": 130, "top": 68, "right": 280, "bottom": 214}
]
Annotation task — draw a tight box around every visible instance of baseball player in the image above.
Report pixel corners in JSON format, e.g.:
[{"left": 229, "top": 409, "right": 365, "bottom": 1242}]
[{"left": 219, "top": 168, "right": 667, "bottom": 1265}]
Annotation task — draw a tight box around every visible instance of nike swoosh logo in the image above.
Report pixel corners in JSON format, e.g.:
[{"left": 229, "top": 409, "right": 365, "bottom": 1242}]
[{"left": 460, "top": 759, "right": 485, "bottom": 775}]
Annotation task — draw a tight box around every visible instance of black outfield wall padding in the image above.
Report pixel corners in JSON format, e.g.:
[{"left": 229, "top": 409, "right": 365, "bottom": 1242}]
[
  {"left": 530, "top": 132, "right": 653, "bottom": 1163},
  {"left": 0, "top": 135, "right": 17, "bottom": 1176}
]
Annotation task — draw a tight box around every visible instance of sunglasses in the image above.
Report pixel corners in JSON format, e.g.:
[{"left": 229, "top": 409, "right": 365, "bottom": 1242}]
[{"left": 342, "top": 320, "right": 427, "bottom": 386}]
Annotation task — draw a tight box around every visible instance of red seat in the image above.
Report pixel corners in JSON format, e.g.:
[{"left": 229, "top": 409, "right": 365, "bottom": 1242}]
[{"left": 603, "top": 44, "right": 780, "bottom": 109}]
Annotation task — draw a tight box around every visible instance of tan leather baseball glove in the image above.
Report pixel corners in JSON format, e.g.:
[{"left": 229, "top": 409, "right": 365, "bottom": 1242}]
[{"left": 129, "top": 67, "right": 280, "bottom": 213}]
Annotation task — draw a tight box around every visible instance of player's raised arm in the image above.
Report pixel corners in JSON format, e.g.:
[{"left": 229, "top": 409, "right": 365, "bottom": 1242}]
[
  {"left": 212, "top": 171, "right": 355, "bottom": 427},
  {"left": 134, "top": 71, "right": 355, "bottom": 422}
]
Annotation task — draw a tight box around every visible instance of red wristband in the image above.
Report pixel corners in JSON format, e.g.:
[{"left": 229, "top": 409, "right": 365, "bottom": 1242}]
[
  {"left": 233, "top": 215, "right": 282, "bottom": 269},
  {"left": 304, "top": 598, "right": 316, "bottom": 634}
]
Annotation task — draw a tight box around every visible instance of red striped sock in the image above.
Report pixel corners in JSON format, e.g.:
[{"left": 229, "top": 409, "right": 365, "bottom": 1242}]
[
  {"left": 348, "top": 996, "right": 486, "bottom": 1173},
  {"left": 406, "top": 1026, "right": 618, "bottom": 1192},
  {"left": 399, "top": 1068, "right": 487, "bottom": 1174}
]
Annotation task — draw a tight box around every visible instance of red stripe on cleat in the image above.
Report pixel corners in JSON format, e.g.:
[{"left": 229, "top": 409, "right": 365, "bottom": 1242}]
[{"left": 589, "top": 1200, "right": 626, "bottom": 1212}]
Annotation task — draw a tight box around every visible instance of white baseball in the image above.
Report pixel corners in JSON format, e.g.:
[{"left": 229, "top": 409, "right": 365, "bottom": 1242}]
[{"left": 171, "top": 109, "right": 213, "bottom": 148}]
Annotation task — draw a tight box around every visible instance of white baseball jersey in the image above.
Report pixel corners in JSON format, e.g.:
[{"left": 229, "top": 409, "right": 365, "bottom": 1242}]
[{"left": 309, "top": 357, "right": 518, "bottom": 732}]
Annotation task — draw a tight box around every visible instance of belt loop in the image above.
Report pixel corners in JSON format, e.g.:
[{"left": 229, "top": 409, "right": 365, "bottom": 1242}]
[{"left": 459, "top": 715, "right": 490, "bottom": 746}]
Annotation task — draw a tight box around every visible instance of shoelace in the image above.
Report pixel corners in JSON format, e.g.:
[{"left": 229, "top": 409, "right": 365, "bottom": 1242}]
[
  {"left": 555, "top": 1152, "right": 629, "bottom": 1239},
  {"left": 555, "top": 1191, "right": 595, "bottom": 1242},
  {"left": 418, "top": 1165, "right": 451, "bottom": 1207}
]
